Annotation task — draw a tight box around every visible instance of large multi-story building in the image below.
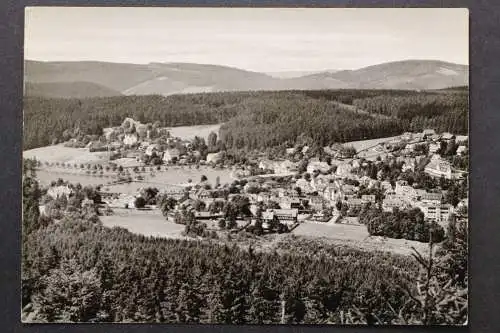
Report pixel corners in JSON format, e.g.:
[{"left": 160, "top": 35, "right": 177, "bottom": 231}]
[
  {"left": 382, "top": 197, "right": 409, "bottom": 212},
  {"left": 361, "top": 194, "right": 376, "bottom": 204},
  {"left": 394, "top": 181, "right": 418, "bottom": 202},
  {"left": 262, "top": 209, "right": 298, "bottom": 224},
  {"left": 424, "top": 156, "right": 453, "bottom": 179},
  {"left": 416, "top": 203, "right": 453, "bottom": 224},
  {"left": 420, "top": 192, "right": 442, "bottom": 205}
]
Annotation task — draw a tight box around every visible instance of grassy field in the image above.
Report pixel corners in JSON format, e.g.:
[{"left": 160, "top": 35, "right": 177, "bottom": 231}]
[
  {"left": 36, "top": 170, "right": 109, "bottom": 187},
  {"left": 100, "top": 208, "right": 251, "bottom": 240},
  {"left": 99, "top": 211, "right": 428, "bottom": 257},
  {"left": 166, "top": 124, "right": 222, "bottom": 141},
  {"left": 292, "top": 222, "right": 429, "bottom": 256},
  {"left": 345, "top": 135, "right": 401, "bottom": 152},
  {"left": 149, "top": 166, "right": 233, "bottom": 186},
  {"left": 100, "top": 209, "right": 188, "bottom": 239},
  {"left": 23, "top": 144, "right": 109, "bottom": 165},
  {"left": 34, "top": 163, "right": 234, "bottom": 194}
]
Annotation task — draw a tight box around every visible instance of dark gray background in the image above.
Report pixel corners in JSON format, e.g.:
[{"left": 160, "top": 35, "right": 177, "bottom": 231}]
[{"left": 1, "top": 1, "right": 497, "bottom": 332}]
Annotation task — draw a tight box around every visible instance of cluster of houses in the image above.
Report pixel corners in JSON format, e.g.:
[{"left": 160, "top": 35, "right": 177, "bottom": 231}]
[
  {"left": 45, "top": 126, "right": 467, "bottom": 234},
  {"left": 84, "top": 118, "right": 225, "bottom": 167},
  {"left": 397, "top": 129, "right": 467, "bottom": 179},
  {"left": 247, "top": 129, "right": 467, "bottom": 226},
  {"left": 111, "top": 128, "right": 466, "bottom": 228}
]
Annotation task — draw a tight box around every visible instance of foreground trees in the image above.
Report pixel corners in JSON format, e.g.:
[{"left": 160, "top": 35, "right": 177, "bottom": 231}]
[
  {"left": 22, "top": 210, "right": 466, "bottom": 324},
  {"left": 361, "top": 207, "right": 445, "bottom": 243}
]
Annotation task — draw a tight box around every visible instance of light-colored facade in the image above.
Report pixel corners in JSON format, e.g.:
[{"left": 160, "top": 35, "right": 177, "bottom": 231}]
[
  {"left": 361, "top": 194, "right": 376, "bottom": 203},
  {"left": 263, "top": 209, "right": 298, "bottom": 224},
  {"left": 420, "top": 192, "right": 442, "bottom": 205},
  {"left": 206, "top": 152, "right": 224, "bottom": 164},
  {"left": 382, "top": 197, "right": 409, "bottom": 212},
  {"left": 336, "top": 163, "right": 353, "bottom": 178},
  {"left": 424, "top": 157, "right": 453, "bottom": 179},
  {"left": 123, "top": 134, "right": 139, "bottom": 146},
  {"left": 163, "top": 148, "right": 181, "bottom": 163},
  {"left": 47, "top": 185, "right": 73, "bottom": 199},
  {"left": 456, "top": 145, "right": 467, "bottom": 155},
  {"left": 416, "top": 202, "right": 453, "bottom": 224},
  {"left": 395, "top": 182, "right": 417, "bottom": 201},
  {"left": 307, "top": 160, "right": 330, "bottom": 174},
  {"left": 145, "top": 144, "right": 160, "bottom": 157}
]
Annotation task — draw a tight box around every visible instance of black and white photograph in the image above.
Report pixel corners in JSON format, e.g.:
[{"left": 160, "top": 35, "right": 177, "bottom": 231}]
[{"left": 21, "top": 7, "right": 468, "bottom": 325}]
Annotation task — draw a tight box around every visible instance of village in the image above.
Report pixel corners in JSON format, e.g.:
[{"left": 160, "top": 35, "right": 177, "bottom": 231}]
[{"left": 29, "top": 116, "right": 469, "bottom": 250}]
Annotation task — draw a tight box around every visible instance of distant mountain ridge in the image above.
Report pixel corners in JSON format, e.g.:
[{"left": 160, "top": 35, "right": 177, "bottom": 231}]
[
  {"left": 24, "top": 59, "right": 468, "bottom": 98},
  {"left": 24, "top": 81, "right": 122, "bottom": 99}
]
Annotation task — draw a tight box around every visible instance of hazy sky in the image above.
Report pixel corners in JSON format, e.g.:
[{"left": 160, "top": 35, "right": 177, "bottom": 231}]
[{"left": 25, "top": 7, "right": 468, "bottom": 72}]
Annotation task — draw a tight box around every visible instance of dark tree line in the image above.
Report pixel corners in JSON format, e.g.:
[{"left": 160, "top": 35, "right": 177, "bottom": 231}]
[
  {"left": 23, "top": 89, "right": 468, "bottom": 151},
  {"left": 351, "top": 92, "right": 468, "bottom": 135},
  {"left": 23, "top": 217, "right": 419, "bottom": 324},
  {"left": 218, "top": 96, "right": 405, "bottom": 150}
]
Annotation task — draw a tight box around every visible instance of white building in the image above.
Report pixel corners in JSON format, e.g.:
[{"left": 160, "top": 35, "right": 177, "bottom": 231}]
[
  {"left": 206, "top": 152, "right": 224, "bottom": 164},
  {"left": 323, "top": 182, "right": 342, "bottom": 202},
  {"left": 420, "top": 192, "right": 442, "bottom": 206},
  {"left": 259, "top": 160, "right": 274, "bottom": 171},
  {"left": 295, "top": 178, "right": 315, "bottom": 194},
  {"left": 310, "top": 175, "right": 330, "bottom": 192},
  {"left": 145, "top": 144, "right": 160, "bottom": 157},
  {"left": 395, "top": 181, "right": 417, "bottom": 202},
  {"left": 123, "top": 134, "right": 138, "bottom": 146},
  {"left": 336, "top": 163, "right": 353, "bottom": 177},
  {"left": 47, "top": 185, "right": 73, "bottom": 199},
  {"left": 262, "top": 209, "right": 298, "bottom": 225},
  {"left": 429, "top": 143, "right": 441, "bottom": 154},
  {"left": 382, "top": 197, "right": 409, "bottom": 212},
  {"left": 422, "top": 129, "right": 436, "bottom": 138},
  {"left": 307, "top": 160, "right": 330, "bottom": 174},
  {"left": 441, "top": 132, "right": 455, "bottom": 141},
  {"left": 456, "top": 145, "right": 467, "bottom": 156},
  {"left": 417, "top": 203, "right": 453, "bottom": 224},
  {"left": 424, "top": 156, "right": 453, "bottom": 179},
  {"left": 163, "top": 148, "right": 180, "bottom": 163},
  {"left": 361, "top": 195, "right": 376, "bottom": 203},
  {"left": 455, "top": 135, "right": 468, "bottom": 144}
]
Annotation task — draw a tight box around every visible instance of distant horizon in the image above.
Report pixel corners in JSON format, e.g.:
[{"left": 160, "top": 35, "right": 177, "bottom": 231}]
[
  {"left": 25, "top": 7, "right": 468, "bottom": 73},
  {"left": 23, "top": 57, "right": 469, "bottom": 74}
]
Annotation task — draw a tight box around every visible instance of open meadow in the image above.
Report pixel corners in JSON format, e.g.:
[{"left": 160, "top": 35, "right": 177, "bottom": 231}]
[
  {"left": 292, "top": 221, "right": 429, "bottom": 256},
  {"left": 23, "top": 144, "right": 109, "bottom": 165},
  {"left": 165, "top": 124, "right": 222, "bottom": 141},
  {"left": 100, "top": 209, "right": 188, "bottom": 239},
  {"left": 35, "top": 165, "right": 234, "bottom": 193},
  {"left": 100, "top": 209, "right": 428, "bottom": 257},
  {"left": 345, "top": 135, "right": 401, "bottom": 152}
]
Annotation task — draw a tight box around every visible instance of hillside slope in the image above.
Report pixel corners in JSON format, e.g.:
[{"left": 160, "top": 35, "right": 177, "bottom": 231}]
[
  {"left": 298, "top": 60, "right": 468, "bottom": 90},
  {"left": 24, "top": 81, "right": 122, "bottom": 98},
  {"left": 24, "top": 59, "right": 468, "bottom": 97}
]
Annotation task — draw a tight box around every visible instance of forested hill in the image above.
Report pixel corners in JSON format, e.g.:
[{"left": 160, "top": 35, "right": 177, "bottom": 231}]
[
  {"left": 23, "top": 89, "right": 468, "bottom": 150},
  {"left": 24, "top": 59, "right": 468, "bottom": 97},
  {"left": 25, "top": 82, "right": 122, "bottom": 99}
]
